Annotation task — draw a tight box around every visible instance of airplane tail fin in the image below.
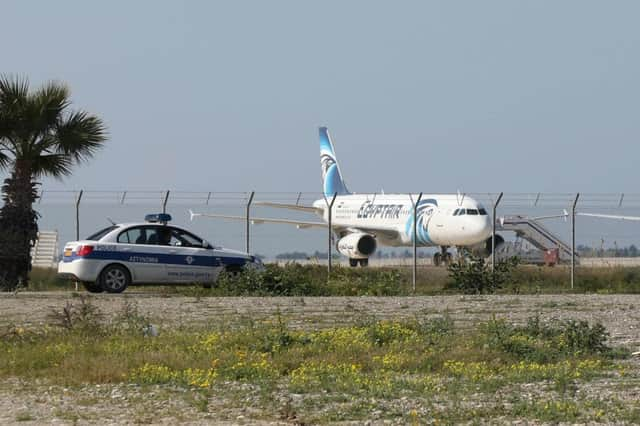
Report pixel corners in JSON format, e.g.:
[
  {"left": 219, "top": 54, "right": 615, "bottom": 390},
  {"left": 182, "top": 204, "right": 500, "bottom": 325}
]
[{"left": 319, "top": 127, "right": 350, "bottom": 197}]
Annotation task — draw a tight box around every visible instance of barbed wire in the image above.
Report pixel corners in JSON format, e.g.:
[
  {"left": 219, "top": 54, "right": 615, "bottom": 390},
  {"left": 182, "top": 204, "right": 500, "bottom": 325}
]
[{"left": 25, "top": 189, "right": 640, "bottom": 210}]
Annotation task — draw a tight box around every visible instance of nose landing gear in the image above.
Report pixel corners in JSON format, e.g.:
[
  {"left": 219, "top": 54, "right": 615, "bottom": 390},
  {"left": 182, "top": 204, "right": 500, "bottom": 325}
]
[{"left": 433, "top": 246, "right": 453, "bottom": 267}]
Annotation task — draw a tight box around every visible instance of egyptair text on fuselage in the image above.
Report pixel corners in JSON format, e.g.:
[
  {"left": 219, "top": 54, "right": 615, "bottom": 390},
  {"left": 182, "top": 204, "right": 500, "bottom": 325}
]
[{"left": 357, "top": 201, "right": 405, "bottom": 219}]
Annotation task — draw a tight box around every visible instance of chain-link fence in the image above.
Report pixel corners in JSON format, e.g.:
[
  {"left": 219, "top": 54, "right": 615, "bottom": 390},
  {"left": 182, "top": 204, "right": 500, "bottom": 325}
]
[{"left": 27, "top": 189, "right": 640, "bottom": 271}]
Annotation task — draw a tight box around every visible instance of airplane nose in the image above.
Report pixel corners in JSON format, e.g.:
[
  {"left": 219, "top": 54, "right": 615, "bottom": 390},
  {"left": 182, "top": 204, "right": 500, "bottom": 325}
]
[
  {"left": 468, "top": 216, "right": 493, "bottom": 242},
  {"left": 481, "top": 216, "right": 493, "bottom": 239}
]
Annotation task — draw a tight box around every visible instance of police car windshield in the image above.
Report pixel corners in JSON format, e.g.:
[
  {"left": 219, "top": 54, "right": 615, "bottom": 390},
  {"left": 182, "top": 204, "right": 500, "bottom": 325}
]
[{"left": 86, "top": 226, "right": 118, "bottom": 241}]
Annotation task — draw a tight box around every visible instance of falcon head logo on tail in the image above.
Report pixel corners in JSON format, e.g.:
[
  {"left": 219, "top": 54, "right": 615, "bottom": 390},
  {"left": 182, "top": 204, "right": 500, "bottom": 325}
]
[{"left": 319, "top": 127, "right": 350, "bottom": 198}]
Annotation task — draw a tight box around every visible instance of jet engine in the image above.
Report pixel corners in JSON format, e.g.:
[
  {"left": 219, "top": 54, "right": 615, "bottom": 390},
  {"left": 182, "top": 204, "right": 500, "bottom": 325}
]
[
  {"left": 336, "top": 233, "right": 377, "bottom": 259},
  {"left": 470, "top": 234, "right": 505, "bottom": 257}
]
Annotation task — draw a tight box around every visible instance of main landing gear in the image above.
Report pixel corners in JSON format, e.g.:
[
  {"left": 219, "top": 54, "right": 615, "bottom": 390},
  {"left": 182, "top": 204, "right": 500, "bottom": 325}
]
[
  {"left": 349, "top": 258, "right": 369, "bottom": 267},
  {"left": 433, "top": 246, "right": 453, "bottom": 267}
]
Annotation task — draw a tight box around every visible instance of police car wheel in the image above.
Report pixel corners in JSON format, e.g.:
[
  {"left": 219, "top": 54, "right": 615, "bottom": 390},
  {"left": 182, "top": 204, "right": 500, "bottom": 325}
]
[
  {"left": 83, "top": 281, "right": 104, "bottom": 293},
  {"left": 100, "top": 265, "right": 130, "bottom": 293}
]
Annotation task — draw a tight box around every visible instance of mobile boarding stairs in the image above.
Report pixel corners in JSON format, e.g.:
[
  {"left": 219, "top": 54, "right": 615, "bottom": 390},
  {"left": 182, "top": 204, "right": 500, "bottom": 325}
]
[
  {"left": 30, "top": 230, "right": 59, "bottom": 269},
  {"left": 493, "top": 215, "right": 578, "bottom": 265}
]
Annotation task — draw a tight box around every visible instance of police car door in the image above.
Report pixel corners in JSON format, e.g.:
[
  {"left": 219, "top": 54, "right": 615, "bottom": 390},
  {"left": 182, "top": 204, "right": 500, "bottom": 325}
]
[
  {"left": 165, "top": 227, "right": 217, "bottom": 283},
  {"left": 115, "top": 226, "right": 168, "bottom": 283}
]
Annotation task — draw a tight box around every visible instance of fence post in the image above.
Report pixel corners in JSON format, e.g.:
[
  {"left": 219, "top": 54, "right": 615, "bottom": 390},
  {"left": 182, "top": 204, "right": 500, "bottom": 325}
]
[
  {"left": 75, "top": 190, "right": 84, "bottom": 241},
  {"left": 74, "top": 189, "right": 84, "bottom": 292},
  {"left": 326, "top": 192, "right": 338, "bottom": 275},
  {"left": 162, "top": 190, "right": 170, "bottom": 214},
  {"left": 245, "top": 191, "right": 255, "bottom": 253},
  {"left": 571, "top": 193, "right": 580, "bottom": 290},
  {"left": 492, "top": 192, "right": 504, "bottom": 273},
  {"left": 410, "top": 192, "right": 423, "bottom": 293}
]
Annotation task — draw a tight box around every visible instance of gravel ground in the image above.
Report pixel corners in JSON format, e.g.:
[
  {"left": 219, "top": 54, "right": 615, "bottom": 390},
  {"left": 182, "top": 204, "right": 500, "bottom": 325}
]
[
  {"left": 2, "top": 292, "right": 640, "bottom": 347},
  {"left": 1, "top": 292, "right": 639, "bottom": 425}
]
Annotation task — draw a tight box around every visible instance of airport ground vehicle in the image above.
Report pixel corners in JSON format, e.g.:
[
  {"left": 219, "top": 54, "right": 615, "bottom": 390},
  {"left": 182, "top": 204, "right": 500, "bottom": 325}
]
[{"left": 57, "top": 214, "right": 262, "bottom": 293}]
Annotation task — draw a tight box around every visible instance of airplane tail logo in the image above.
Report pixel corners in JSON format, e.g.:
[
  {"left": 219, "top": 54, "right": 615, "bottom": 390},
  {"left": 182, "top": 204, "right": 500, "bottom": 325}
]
[{"left": 319, "top": 127, "right": 349, "bottom": 197}]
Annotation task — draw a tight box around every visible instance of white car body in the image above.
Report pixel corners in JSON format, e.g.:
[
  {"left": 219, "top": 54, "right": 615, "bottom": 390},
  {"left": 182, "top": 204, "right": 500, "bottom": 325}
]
[{"left": 58, "top": 220, "right": 261, "bottom": 292}]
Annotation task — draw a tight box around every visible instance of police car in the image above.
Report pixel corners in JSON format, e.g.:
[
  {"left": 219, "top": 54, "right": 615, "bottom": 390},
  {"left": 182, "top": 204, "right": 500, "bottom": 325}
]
[{"left": 57, "top": 213, "right": 262, "bottom": 293}]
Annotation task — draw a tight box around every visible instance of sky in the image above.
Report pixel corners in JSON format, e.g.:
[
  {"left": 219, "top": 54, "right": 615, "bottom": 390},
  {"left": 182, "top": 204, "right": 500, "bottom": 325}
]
[
  {"left": 2, "top": 0, "right": 640, "bottom": 194},
  {"left": 3, "top": 1, "right": 640, "bottom": 255}
]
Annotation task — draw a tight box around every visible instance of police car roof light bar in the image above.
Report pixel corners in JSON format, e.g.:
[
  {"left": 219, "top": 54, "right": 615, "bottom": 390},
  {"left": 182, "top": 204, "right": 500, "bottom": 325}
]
[{"left": 145, "top": 213, "right": 172, "bottom": 224}]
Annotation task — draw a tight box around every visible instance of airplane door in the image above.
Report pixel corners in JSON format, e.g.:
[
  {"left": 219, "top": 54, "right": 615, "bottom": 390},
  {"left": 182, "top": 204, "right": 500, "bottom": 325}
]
[{"left": 426, "top": 209, "right": 447, "bottom": 245}]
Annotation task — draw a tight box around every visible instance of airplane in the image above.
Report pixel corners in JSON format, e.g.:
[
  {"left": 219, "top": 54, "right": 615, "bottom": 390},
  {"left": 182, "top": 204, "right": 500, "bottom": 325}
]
[{"left": 190, "top": 127, "right": 499, "bottom": 266}]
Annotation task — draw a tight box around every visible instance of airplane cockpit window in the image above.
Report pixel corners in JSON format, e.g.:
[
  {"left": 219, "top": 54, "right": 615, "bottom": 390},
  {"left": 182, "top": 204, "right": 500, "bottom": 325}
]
[{"left": 455, "top": 207, "right": 487, "bottom": 216}]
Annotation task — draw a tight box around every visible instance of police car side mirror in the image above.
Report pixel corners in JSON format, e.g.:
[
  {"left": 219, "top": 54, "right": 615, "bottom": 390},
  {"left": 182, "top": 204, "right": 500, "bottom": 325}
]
[{"left": 202, "top": 240, "right": 211, "bottom": 249}]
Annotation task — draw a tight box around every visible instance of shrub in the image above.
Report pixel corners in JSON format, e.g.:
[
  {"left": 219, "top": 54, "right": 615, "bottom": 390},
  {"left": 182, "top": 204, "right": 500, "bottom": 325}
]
[
  {"left": 215, "top": 263, "right": 327, "bottom": 296},
  {"left": 46, "top": 296, "right": 104, "bottom": 335},
  {"left": 214, "top": 263, "right": 404, "bottom": 296},
  {"left": 480, "top": 316, "right": 616, "bottom": 363},
  {"left": 446, "top": 256, "right": 519, "bottom": 294}
]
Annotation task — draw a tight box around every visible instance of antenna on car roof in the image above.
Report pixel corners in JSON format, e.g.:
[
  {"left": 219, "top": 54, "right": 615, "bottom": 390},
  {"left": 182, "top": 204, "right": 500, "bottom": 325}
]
[{"left": 107, "top": 217, "right": 116, "bottom": 225}]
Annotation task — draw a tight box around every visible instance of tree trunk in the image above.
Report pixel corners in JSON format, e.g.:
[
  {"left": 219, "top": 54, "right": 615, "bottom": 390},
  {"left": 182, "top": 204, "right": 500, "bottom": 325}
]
[{"left": 0, "top": 162, "right": 38, "bottom": 291}]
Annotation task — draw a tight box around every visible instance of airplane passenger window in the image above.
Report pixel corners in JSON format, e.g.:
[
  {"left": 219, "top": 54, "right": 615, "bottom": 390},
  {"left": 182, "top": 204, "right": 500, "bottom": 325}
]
[{"left": 467, "top": 209, "right": 479, "bottom": 215}]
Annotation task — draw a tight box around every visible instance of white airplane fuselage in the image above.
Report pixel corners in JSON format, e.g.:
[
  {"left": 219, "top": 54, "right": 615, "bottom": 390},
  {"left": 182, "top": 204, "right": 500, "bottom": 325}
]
[
  {"left": 312, "top": 193, "right": 492, "bottom": 248},
  {"left": 189, "top": 127, "right": 498, "bottom": 265}
]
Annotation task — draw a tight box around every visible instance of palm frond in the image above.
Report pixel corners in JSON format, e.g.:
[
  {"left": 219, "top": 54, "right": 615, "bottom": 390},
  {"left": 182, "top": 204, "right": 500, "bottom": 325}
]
[
  {"left": 0, "top": 149, "right": 9, "bottom": 171},
  {"left": 55, "top": 111, "right": 107, "bottom": 163},
  {"left": 0, "top": 75, "right": 29, "bottom": 108},
  {"left": 31, "top": 153, "right": 73, "bottom": 178},
  {"left": 0, "top": 110, "right": 11, "bottom": 141},
  {"left": 29, "top": 80, "right": 71, "bottom": 138},
  {"left": 0, "top": 75, "right": 29, "bottom": 146}
]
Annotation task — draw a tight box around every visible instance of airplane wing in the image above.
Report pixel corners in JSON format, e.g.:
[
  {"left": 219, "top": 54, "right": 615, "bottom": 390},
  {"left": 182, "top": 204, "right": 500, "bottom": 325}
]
[
  {"left": 335, "top": 225, "right": 402, "bottom": 243},
  {"left": 189, "top": 211, "right": 326, "bottom": 229},
  {"left": 254, "top": 201, "right": 323, "bottom": 214},
  {"left": 189, "top": 211, "right": 402, "bottom": 241},
  {"left": 577, "top": 212, "right": 640, "bottom": 222}
]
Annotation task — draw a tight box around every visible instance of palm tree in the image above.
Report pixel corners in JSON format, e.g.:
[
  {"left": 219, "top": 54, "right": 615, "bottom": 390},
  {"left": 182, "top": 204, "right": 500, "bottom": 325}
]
[{"left": 0, "top": 76, "right": 107, "bottom": 290}]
